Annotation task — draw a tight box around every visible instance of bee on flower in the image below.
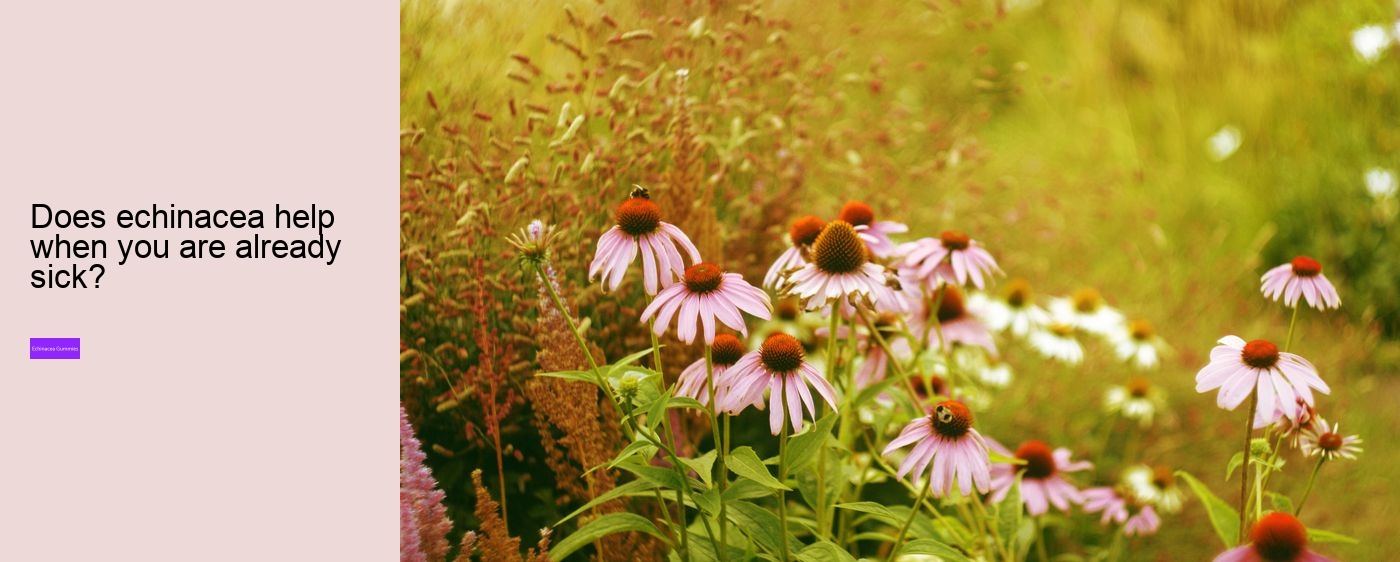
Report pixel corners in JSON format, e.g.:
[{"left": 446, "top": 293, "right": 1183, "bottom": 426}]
[
  {"left": 882, "top": 400, "right": 992, "bottom": 497},
  {"left": 589, "top": 187, "right": 702, "bottom": 295}
]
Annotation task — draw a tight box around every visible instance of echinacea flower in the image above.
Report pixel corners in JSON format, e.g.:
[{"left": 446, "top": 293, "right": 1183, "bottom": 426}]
[
  {"left": 881, "top": 400, "right": 992, "bottom": 497},
  {"left": 854, "top": 314, "right": 913, "bottom": 389},
  {"left": 1255, "top": 398, "right": 1318, "bottom": 445},
  {"left": 676, "top": 334, "right": 747, "bottom": 406},
  {"left": 642, "top": 263, "right": 772, "bottom": 345},
  {"left": 1213, "top": 512, "right": 1335, "bottom": 562},
  {"left": 786, "top": 221, "right": 888, "bottom": 310},
  {"left": 764, "top": 215, "right": 825, "bottom": 290},
  {"left": 903, "top": 230, "right": 1003, "bottom": 290},
  {"left": 1260, "top": 256, "right": 1341, "bottom": 310},
  {"left": 1027, "top": 322, "right": 1084, "bottom": 365},
  {"left": 1195, "top": 336, "right": 1330, "bottom": 421},
  {"left": 1082, "top": 487, "right": 1161, "bottom": 536},
  {"left": 839, "top": 200, "right": 908, "bottom": 258},
  {"left": 1047, "top": 288, "right": 1123, "bottom": 336},
  {"left": 1299, "top": 418, "right": 1363, "bottom": 461},
  {"left": 719, "top": 332, "right": 838, "bottom": 434},
  {"left": 1123, "top": 465, "right": 1185, "bottom": 514},
  {"left": 987, "top": 439, "right": 1092, "bottom": 516},
  {"left": 909, "top": 285, "right": 998, "bottom": 357},
  {"left": 589, "top": 190, "right": 702, "bottom": 295},
  {"left": 1109, "top": 319, "right": 1168, "bottom": 369},
  {"left": 970, "top": 278, "right": 1049, "bottom": 337},
  {"left": 1104, "top": 377, "right": 1166, "bottom": 428}
]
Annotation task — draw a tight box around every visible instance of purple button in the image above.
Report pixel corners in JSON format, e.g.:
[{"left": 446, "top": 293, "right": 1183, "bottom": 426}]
[{"left": 31, "top": 338, "right": 80, "bottom": 359}]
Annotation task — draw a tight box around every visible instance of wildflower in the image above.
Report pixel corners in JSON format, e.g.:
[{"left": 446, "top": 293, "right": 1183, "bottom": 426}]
[
  {"left": 589, "top": 189, "right": 702, "bottom": 295},
  {"left": 505, "top": 219, "right": 557, "bottom": 265},
  {"left": 1082, "top": 487, "right": 1161, "bottom": 536},
  {"left": 786, "top": 221, "right": 888, "bottom": 310},
  {"left": 903, "top": 230, "right": 1003, "bottom": 290},
  {"left": 764, "top": 215, "right": 825, "bottom": 290},
  {"left": 854, "top": 313, "right": 914, "bottom": 389},
  {"left": 1109, "top": 319, "right": 1168, "bottom": 369},
  {"left": 1365, "top": 167, "right": 1397, "bottom": 199},
  {"left": 1256, "top": 398, "right": 1318, "bottom": 446},
  {"left": 838, "top": 200, "right": 908, "bottom": 258},
  {"left": 676, "top": 334, "right": 746, "bottom": 406},
  {"left": 1260, "top": 256, "right": 1341, "bottom": 310},
  {"left": 1027, "top": 322, "right": 1083, "bottom": 365},
  {"left": 1048, "top": 288, "right": 1123, "bottom": 336},
  {"left": 1104, "top": 377, "right": 1166, "bottom": 427},
  {"left": 987, "top": 439, "right": 1092, "bottom": 516},
  {"left": 970, "top": 278, "right": 1048, "bottom": 337},
  {"left": 641, "top": 262, "right": 772, "bottom": 344},
  {"left": 881, "top": 400, "right": 992, "bottom": 496},
  {"left": 1195, "top": 336, "right": 1330, "bottom": 421},
  {"left": 1123, "top": 465, "right": 1185, "bottom": 514},
  {"left": 720, "top": 332, "right": 838, "bottom": 434},
  {"left": 1213, "top": 512, "right": 1336, "bottom": 562},
  {"left": 1299, "top": 418, "right": 1363, "bottom": 461},
  {"left": 909, "top": 285, "right": 998, "bottom": 357},
  {"left": 402, "top": 407, "right": 452, "bottom": 562}
]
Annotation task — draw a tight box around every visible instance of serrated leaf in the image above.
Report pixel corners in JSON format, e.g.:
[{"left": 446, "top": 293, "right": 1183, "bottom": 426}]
[
  {"left": 782, "top": 413, "right": 838, "bottom": 473},
  {"left": 1266, "top": 492, "right": 1294, "bottom": 515},
  {"left": 902, "top": 538, "right": 973, "bottom": 562},
  {"left": 1177, "top": 470, "right": 1239, "bottom": 548},
  {"left": 996, "top": 476, "right": 1022, "bottom": 553},
  {"left": 557, "top": 479, "right": 659, "bottom": 525},
  {"left": 835, "top": 502, "right": 902, "bottom": 526},
  {"left": 729, "top": 446, "right": 789, "bottom": 490},
  {"left": 550, "top": 512, "right": 667, "bottom": 560},
  {"left": 1307, "top": 528, "right": 1359, "bottom": 544},
  {"left": 796, "top": 540, "right": 857, "bottom": 562}
]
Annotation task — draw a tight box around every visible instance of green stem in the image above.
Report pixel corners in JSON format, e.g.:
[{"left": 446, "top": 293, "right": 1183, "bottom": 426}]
[
  {"left": 1239, "top": 389, "right": 1258, "bottom": 544},
  {"left": 1295, "top": 457, "right": 1326, "bottom": 517},
  {"left": 1108, "top": 529, "right": 1124, "bottom": 562},
  {"left": 1035, "top": 516, "right": 1050, "bottom": 562},
  {"left": 1284, "top": 304, "right": 1301, "bottom": 353},
  {"left": 970, "top": 493, "right": 1007, "bottom": 561},
  {"left": 778, "top": 380, "right": 792, "bottom": 562},
  {"left": 705, "top": 345, "right": 730, "bottom": 562},
  {"left": 888, "top": 482, "right": 932, "bottom": 560}
]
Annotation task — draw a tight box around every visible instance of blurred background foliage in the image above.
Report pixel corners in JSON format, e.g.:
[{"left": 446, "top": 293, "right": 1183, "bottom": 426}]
[{"left": 401, "top": 0, "right": 1399, "bottom": 559}]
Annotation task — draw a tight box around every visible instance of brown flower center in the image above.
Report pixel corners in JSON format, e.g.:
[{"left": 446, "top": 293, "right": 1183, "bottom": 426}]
[
  {"left": 1015, "top": 440, "right": 1056, "bottom": 479},
  {"left": 711, "top": 334, "right": 746, "bottom": 366},
  {"left": 759, "top": 332, "right": 805, "bottom": 373},
  {"left": 789, "top": 215, "right": 826, "bottom": 246},
  {"left": 1127, "top": 377, "right": 1153, "bottom": 398},
  {"left": 940, "top": 230, "right": 970, "bottom": 250},
  {"left": 615, "top": 197, "right": 662, "bottom": 236},
  {"left": 838, "top": 200, "right": 876, "bottom": 227},
  {"left": 1318, "top": 432, "right": 1343, "bottom": 451},
  {"left": 931, "top": 400, "right": 973, "bottom": 438},
  {"left": 1004, "top": 278, "right": 1032, "bottom": 307},
  {"left": 1241, "top": 339, "right": 1280, "bottom": 369},
  {"left": 810, "top": 221, "right": 867, "bottom": 274},
  {"left": 935, "top": 286, "right": 966, "bottom": 323},
  {"left": 1072, "top": 288, "right": 1102, "bottom": 313},
  {"left": 683, "top": 263, "right": 724, "bottom": 293},
  {"left": 775, "top": 297, "right": 801, "bottom": 321},
  {"left": 1250, "top": 512, "right": 1307, "bottom": 562},
  {"left": 1129, "top": 319, "right": 1153, "bottom": 340},
  {"left": 1150, "top": 466, "right": 1174, "bottom": 490},
  {"left": 1290, "top": 256, "right": 1322, "bottom": 277},
  {"left": 1050, "top": 323, "right": 1075, "bottom": 337}
]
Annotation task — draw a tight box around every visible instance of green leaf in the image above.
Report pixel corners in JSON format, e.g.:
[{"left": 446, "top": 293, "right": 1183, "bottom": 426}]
[
  {"left": 692, "top": 488, "right": 721, "bottom": 516},
  {"left": 1307, "top": 528, "right": 1360, "bottom": 544},
  {"left": 796, "top": 540, "right": 857, "bottom": 562},
  {"left": 727, "top": 500, "right": 792, "bottom": 555},
  {"left": 615, "top": 458, "right": 687, "bottom": 491},
  {"left": 557, "top": 479, "right": 659, "bottom": 525},
  {"left": 835, "top": 502, "right": 902, "bottom": 526},
  {"left": 729, "top": 446, "right": 790, "bottom": 490},
  {"left": 607, "top": 439, "right": 659, "bottom": 470},
  {"left": 1266, "top": 492, "right": 1294, "bottom": 515},
  {"left": 722, "top": 478, "right": 774, "bottom": 502},
  {"left": 988, "top": 450, "right": 1028, "bottom": 465},
  {"left": 642, "top": 384, "right": 672, "bottom": 431},
  {"left": 850, "top": 375, "right": 900, "bottom": 409},
  {"left": 1226, "top": 452, "right": 1245, "bottom": 481},
  {"left": 681, "top": 450, "right": 717, "bottom": 487},
  {"left": 667, "top": 396, "right": 708, "bottom": 411},
  {"left": 606, "top": 346, "right": 658, "bottom": 376},
  {"left": 902, "top": 538, "right": 974, "bottom": 562},
  {"left": 1177, "top": 470, "right": 1239, "bottom": 548},
  {"left": 536, "top": 368, "right": 602, "bottom": 385},
  {"left": 550, "top": 512, "right": 667, "bottom": 560},
  {"left": 996, "top": 476, "right": 1022, "bottom": 554},
  {"left": 782, "top": 413, "right": 838, "bottom": 473}
]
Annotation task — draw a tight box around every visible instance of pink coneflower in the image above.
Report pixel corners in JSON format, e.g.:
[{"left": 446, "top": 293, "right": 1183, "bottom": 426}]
[
  {"left": 881, "top": 400, "right": 992, "bottom": 497},
  {"left": 903, "top": 230, "right": 1003, "bottom": 290},
  {"left": 987, "top": 439, "right": 1092, "bottom": 516},
  {"left": 1260, "top": 256, "right": 1341, "bottom": 310},
  {"left": 1081, "top": 487, "right": 1161, "bottom": 536},
  {"left": 642, "top": 262, "right": 772, "bottom": 345},
  {"left": 1213, "top": 512, "right": 1335, "bottom": 562},
  {"left": 909, "top": 285, "right": 998, "bottom": 357},
  {"left": 787, "top": 221, "right": 888, "bottom": 310},
  {"left": 719, "top": 333, "right": 838, "bottom": 434},
  {"left": 1195, "top": 336, "right": 1330, "bottom": 421},
  {"left": 1253, "top": 397, "right": 1317, "bottom": 445},
  {"left": 1299, "top": 418, "right": 1363, "bottom": 461},
  {"left": 764, "top": 215, "right": 825, "bottom": 290},
  {"left": 839, "top": 200, "right": 908, "bottom": 258},
  {"left": 854, "top": 314, "right": 913, "bottom": 389},
  {"left": 589, "top": 190, "right": 702, "bottom": 295},
  {"left": 676, "top": 334, "right": 747, "bottom": 406}
]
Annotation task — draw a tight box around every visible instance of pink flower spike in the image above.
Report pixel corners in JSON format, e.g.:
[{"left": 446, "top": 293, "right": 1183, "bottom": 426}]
[
  {"left": 641, "top": 263, "right": 772, "bottom": 345},
  {"left": 1260, "top": 256, "right": 1341, "bottom": 310},
  {"left": 588, "top": 194, "right": 702, "bottom": 295},
  {"left": 881, "top": 401, "right": 992, "bottom": 497},
  {"left": 716, "top": 333, "right": 838, "bottom": 434},
  {"left": 1195, "top": 335, "right": 1329, "bottom": 421}
]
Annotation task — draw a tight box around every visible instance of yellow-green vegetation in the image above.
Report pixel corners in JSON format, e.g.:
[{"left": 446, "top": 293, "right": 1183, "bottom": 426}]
[{"left": 402, "top": 0, "right": 1399, "bottom": 559}]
